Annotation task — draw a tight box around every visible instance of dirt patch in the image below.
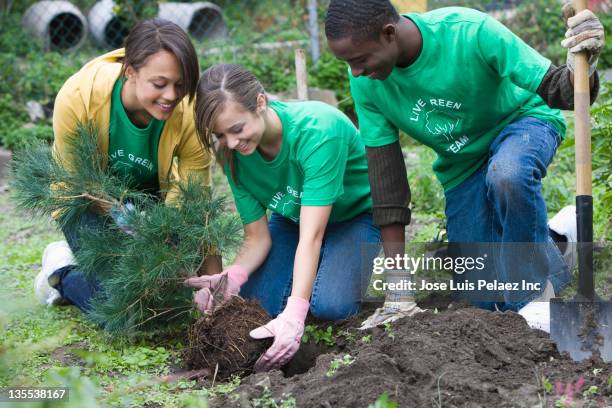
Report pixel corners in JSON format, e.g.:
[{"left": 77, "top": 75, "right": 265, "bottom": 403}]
[
  {"left": 50, "top": 341, "right": 88, "bottom": 367},
  {"left": 213, "top": 306, "right": 612, "bottom": 407},
  {"left": 184, "top": 297, "right": 272, "bottom": 380}
]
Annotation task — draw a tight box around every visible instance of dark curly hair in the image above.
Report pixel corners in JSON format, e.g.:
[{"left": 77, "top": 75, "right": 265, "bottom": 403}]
[{"left": 325, "top": 0, "right": 400, "bottom": 42}]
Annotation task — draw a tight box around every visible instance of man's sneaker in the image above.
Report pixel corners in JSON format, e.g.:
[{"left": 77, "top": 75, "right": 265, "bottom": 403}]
[
  {"left": 33, "top": 241, "right": 75, "bottom": 305},
  {"left": 549, "top": 205, "right": 577, "bottom": 272},
  {"left": 518, "top": 280, "right": 555, "bottom": 333}
]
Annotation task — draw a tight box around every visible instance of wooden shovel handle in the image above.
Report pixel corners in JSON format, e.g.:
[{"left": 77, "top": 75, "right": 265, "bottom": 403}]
[
  {"left": 573, "top": 0, "right": 591, "bottom": 196},
  {"left": 573, "top": 0, "right": 595, "bottom": 300}
]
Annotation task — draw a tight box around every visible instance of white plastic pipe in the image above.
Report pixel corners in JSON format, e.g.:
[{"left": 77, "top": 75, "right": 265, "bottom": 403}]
[
  {"left": 88, "top": 0, "right": 129, "bottom": 49},
  {"left": 22, "top": 0, "right": 88, "bottom": 52},
  {"left": 158, "top": 2, "right": 227, "bottom": 41}
]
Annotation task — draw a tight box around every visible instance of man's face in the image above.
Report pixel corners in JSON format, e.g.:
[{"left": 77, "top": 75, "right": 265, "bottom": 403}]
[{"left": 328, "top": 34, "right": 398, "bottom": 81}]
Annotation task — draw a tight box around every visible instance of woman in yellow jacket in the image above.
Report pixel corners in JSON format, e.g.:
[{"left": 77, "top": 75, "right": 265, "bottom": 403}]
[{"left": 34, "top": 19, "right": 218, "bottom": 314}]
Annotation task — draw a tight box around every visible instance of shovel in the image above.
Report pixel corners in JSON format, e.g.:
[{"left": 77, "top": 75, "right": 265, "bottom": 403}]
[{"left": 549, "top": 0, "right": 611, "bottom": 362}]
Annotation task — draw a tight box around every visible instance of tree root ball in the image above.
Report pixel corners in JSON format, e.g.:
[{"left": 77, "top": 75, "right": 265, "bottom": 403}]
[{"left": 184, "top": 297, "right": 273, "bottom": 379}]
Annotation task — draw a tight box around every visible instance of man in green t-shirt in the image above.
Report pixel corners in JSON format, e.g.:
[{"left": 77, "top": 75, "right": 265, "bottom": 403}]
[{"left": 324, "top": 0, "right": 605, "bottom": 331}]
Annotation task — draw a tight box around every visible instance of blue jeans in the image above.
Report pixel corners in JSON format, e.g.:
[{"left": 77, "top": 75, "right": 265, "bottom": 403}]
[
  {"left": 50, "top": 211, "right": 104, "bottom": 313},
  {"left": 239, "top": 212, "right": 381, "bottom": 320},
  {"left": 444, "top": 116, "right": 570, "bottom": 311}
]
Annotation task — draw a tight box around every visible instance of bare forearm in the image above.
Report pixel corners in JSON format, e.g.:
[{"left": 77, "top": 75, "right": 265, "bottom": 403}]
[
  {"left": 291, "top": 237, "right": 323, "bottom": 300},
  {"left": 291, "top": 206, "right": 331, "bottom": 300},
  {"left": 233, "top": 236, "right": 271, "bottom": 274},
  {"left": 233, "top": 216, "right": 272, "bottom": 274}
]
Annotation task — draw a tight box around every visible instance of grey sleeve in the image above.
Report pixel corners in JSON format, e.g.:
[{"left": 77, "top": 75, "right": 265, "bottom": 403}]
[
  {"left": 365, "top": 141, "right": 411, "bottom": 227},
  {"left": 536, "top": 64, "right": 600, "bottom": 110}
]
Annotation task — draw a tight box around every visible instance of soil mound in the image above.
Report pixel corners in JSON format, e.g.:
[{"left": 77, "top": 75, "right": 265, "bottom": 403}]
[
  {"left": 216, "top": 306, "right": 612, "bottom": 407},
  {"left": 184, "top": 297, "right": 272, "bottom": 380}
]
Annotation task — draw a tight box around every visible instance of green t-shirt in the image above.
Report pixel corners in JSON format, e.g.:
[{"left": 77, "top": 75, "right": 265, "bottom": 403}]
[
  {"left": 226, "top": 100, "right": 372, "bottom": 224},
  {"left": 350, "top": 7, "right": 566, "bottom": 191},
  {"left": 108, "top": 78, "right": 164, "bottom": 192}
]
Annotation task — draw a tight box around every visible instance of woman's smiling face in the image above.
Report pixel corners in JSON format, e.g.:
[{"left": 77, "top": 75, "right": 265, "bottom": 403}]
[
  {"left": 212, "top": 99, "right": 266, "bottom": 156},
  {"left": 125, "top": 49, "right": 185, "bottom": 122}
]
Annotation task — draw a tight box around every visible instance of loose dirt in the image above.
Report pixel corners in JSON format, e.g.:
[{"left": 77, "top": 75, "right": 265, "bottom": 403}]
[
  {"left": 184, "top": 297, "right": 273, "bottom": 380},
  {"left": 213, "top": 302, "right": 612, "bottom": 407}
]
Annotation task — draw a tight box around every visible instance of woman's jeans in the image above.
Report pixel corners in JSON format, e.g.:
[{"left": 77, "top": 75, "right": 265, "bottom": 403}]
[
  {"left": 444, "top": 116, "right": 570, "bottom": 311},
  {"left": 240, "top": 212, "right": 381, "bottom": 320},
  {"left": 50, "top": 211, "right": 104, "bottom": 313}
]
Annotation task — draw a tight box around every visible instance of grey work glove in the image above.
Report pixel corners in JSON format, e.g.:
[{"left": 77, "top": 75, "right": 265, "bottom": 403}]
[
  {"left": 561, "top": 4, "right": 605, "bottom": 76},
  {"left": 359, "top": 301, "right": 424, "bottom": 330},
  {"left": 360, "top": 268, "right": 424, "bottom": 330}
]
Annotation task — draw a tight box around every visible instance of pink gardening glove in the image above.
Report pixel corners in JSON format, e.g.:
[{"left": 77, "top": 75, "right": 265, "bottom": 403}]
[
  {"left": 249, "top": 296, "right": 310, "bottom": 372},
  {"left": 184, "top": 265, "right": 248, "bottom": 313}
]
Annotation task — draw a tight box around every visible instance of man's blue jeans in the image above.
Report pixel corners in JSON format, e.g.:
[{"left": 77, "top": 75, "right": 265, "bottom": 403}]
[
  {"left": 239, "top": 212, "right": 381, "bottom": 320},
  {"left": 50, "top": 211, "right": 104, "bottom": 313},
  {"left": 444, "top": 116, "right": 570, "bottom": 311}
]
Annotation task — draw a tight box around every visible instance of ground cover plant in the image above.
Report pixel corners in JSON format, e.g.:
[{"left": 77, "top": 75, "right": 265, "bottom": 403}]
[{"left": 0, "top": 0, "right": 611, "bottom": 406}]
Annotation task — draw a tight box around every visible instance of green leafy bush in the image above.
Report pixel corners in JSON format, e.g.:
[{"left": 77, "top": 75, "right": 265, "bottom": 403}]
[
  {"left": 202, "top": 48, "right": 295, "bottom": 93},
  {"left": 218, "top": 0, "right": 310, "bottom": 44},
  {"left": 17, "top": 52, "right": 87, "bottom": 103},
  {"left": 0, "top": 16, "right": 34, "bottom": 56},
  {"left": 403, "top": 140, "right": 445, "bottom": 217},
  {"left": 1, "top": 124, "right": 53, "bottom": 151},
  {"left": 0, "top": 94, "right": 28, "bottom": 138},
  {"left": 590, "top": 82, "right": 611, "bottom": 241},
  {"left": 309, "top": 50, "right": 353, "bottom": 113},
  {"left": 0, "top": 53, "right": 21, "bottom": 98},
  {"left": 113, "top": 0, "right": 158, "bottom": 31},
  {"left": 499, "top": 0, "right": 567, "bottom": 65},
  {"left": 599, "top": 12, "right": 612, "bottom": 69}
]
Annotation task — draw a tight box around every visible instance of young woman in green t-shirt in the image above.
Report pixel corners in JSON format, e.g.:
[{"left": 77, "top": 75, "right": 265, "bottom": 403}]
[
  {"left": 187, "top": 64, "right": 381, "bottom": 372},
  {"left": 34, "top": 20, "right": 219, "bottom": 318}
]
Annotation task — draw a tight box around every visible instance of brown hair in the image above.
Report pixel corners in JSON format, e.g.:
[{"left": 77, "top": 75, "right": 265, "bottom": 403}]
[
  {"left": 121, "top": 19, "right": 199, "bottom": 102},
  {"left": 194, "top": 64, "right": 265, "bottom": 183}
]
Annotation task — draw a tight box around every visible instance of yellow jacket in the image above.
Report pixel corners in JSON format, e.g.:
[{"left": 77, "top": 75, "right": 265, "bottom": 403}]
[{"left": 52, "top": 48, "right": 212, "bottom": 204}]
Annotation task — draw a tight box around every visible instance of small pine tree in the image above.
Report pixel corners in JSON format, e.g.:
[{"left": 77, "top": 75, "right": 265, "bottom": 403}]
[
  {"left": 10, "top": 122, "right": 241, "bottom": 335},
  {"left": 10, "top": 122, "right": 149, "bottom": 230}
]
